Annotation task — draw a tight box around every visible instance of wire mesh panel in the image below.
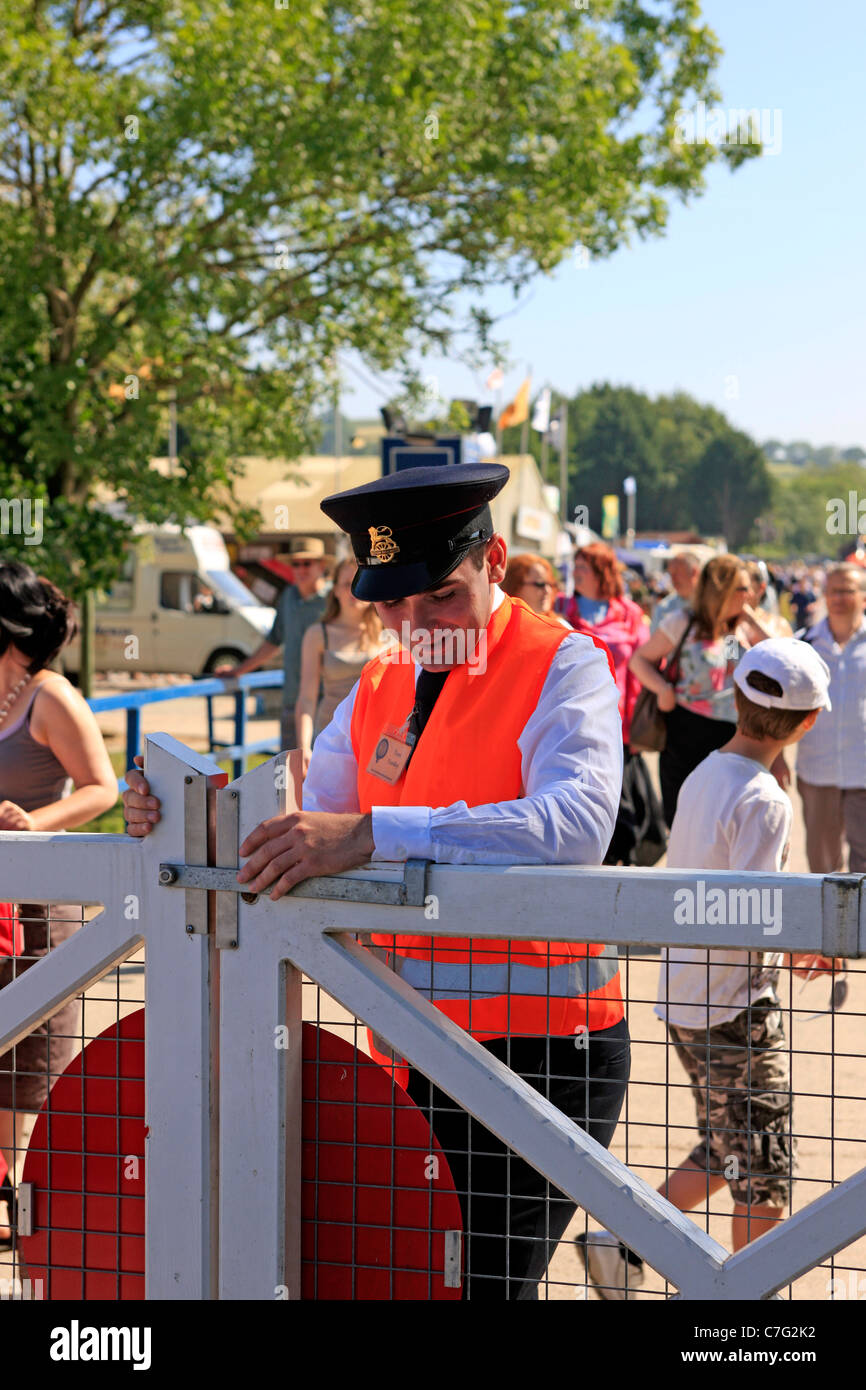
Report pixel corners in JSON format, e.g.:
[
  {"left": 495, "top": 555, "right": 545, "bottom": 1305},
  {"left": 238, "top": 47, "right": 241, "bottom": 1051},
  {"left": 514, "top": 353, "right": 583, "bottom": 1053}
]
[
  {"left": 0, "top": 903, "right": 145, "bottom": 1301},
  {"left": 0, "top": 735, "right": 227, "bottom": 1302},
  {"left": 607, "top": 946, "right": 866, "bottom": 1302},
  {"left": 297, "top": 936, "right": 866, "bottom": 1302}
]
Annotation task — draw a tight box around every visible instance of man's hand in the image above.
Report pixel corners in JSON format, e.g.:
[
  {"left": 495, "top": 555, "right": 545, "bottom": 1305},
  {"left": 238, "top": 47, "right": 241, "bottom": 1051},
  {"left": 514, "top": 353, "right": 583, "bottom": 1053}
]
[
  {"left": 0, "top": 800, "right": 34, "bottom": 831},
  {"left": 237, "top": 811, "right": 375, "bottom": 899},
  {"left": 122, "top": 755, "right": 161, "bottom": 836},
  {"left": 770, "top": 752, "right": 791, "bottom": 791}
]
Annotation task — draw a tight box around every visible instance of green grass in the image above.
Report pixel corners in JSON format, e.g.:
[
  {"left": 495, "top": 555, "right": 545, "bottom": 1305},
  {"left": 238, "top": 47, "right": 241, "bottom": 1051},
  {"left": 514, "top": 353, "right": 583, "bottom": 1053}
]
[{"left": 79, "top": 750, "right": 273, "bottom": 835}]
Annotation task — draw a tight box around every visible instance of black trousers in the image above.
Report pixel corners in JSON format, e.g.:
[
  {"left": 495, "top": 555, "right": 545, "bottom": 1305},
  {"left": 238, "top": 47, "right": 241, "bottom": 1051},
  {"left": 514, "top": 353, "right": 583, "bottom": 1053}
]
[
  {"left": 659, "top": 704, "right": 736, "bottom": 827},
  {"left": 406, "top": 1019, "right": 631, "bottom": 1300}
]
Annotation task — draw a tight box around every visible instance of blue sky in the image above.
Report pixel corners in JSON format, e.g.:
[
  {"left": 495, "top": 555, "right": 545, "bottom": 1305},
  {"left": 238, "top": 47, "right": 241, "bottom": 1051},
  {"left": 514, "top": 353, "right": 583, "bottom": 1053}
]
[{"left": 341, "top": 0, "right": 866, "bottom": 448}]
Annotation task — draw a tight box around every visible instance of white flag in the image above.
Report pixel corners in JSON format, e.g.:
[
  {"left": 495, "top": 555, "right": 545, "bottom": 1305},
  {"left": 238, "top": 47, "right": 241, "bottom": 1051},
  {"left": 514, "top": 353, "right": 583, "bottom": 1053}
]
[
  {"left": 531, "top": 388, "right": 551, "bottom": 433},
  {"left": 485, "top": 367, "right": 504, "bottom": 391}
]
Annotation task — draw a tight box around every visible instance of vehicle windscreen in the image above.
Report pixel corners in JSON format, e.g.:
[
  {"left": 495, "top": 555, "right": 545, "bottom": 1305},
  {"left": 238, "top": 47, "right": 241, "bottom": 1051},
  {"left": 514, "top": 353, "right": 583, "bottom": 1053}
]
[{"left": 205, "top": 569, "right": 262, "bottom": 608}]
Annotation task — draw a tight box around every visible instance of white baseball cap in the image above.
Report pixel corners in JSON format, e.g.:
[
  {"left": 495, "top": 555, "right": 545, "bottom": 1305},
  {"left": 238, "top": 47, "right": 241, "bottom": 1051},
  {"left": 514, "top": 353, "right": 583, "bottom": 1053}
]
[{"left": 733, "top": 638, "right": 831, "bottom": 711}]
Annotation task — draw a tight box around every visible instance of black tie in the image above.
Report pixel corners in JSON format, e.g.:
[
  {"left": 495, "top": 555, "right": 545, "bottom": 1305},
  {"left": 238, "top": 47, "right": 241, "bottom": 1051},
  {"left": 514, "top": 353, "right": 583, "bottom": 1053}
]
[{"left": 407, "top": 669, "right": 450, "bottom": 746}]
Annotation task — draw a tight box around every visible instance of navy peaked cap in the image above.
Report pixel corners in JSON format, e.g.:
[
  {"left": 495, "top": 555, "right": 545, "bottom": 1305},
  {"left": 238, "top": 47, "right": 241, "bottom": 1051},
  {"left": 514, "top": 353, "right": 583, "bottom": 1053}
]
[{"left": 320, "top": 463, "right": 510, "bottom": 601}]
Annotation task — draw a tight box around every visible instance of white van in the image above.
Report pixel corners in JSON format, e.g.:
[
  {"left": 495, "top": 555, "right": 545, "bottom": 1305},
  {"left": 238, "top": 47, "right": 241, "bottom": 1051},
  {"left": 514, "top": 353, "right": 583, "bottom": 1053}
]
[{"left": 63, "top": 525, "right": 276, "bottom": 675}]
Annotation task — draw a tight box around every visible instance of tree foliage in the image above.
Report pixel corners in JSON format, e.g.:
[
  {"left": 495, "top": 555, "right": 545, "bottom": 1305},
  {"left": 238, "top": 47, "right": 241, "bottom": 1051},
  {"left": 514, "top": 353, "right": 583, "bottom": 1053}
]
[
  {"left": 689, "top": 429, "right": 772, "bottom": 549},
  {"left": 762, "top": 463, "right": 866, "bottom": 558},
  {"left": 0, "top": 0, "right": 752, "bottom": 596},
  {"left": 516, "top": 382, "right": 774, "bottom": 547}
]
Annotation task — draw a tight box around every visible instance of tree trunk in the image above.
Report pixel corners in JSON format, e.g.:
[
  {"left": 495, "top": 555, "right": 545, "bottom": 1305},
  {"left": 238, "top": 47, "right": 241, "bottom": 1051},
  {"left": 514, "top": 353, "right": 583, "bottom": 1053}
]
[{"left": 80, "top": 588, "right": 95, "bottom": 699}]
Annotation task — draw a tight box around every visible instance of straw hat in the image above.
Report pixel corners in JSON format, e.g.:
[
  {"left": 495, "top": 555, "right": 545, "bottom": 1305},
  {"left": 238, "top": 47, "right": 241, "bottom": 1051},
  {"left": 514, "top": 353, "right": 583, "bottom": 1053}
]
[{"left": 285, "top": 536, "right": 326, "bottom": 561}]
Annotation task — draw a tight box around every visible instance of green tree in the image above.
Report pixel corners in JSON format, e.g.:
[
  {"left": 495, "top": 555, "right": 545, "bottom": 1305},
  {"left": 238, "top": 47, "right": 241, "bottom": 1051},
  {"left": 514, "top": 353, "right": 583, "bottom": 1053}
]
[
  {"left": 690, "top": 431, "right": 772, "bottom": 548},
  {"left": 761, "top": 463, "right": 866, "bottom": 557},
  {"left": 1, "top": 0, "right": 754, "bottom": 609},
  {"left": 565, "top": 384, "right": 666, "bottom": 526},
  {"left": 642, "top": 390, "right": 734, "bottom": 530},
  {"left": 522, "top": 383, "right": 739, "bottom": 535}
]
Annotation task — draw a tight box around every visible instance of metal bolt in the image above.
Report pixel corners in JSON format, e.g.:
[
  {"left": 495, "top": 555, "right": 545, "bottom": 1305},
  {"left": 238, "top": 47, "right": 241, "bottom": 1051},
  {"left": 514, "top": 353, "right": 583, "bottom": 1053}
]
[
  {"left": 229, "top": 939, "right": 238, "bottom": 949},
  {"left": 159, "top": 866, "right": 178, "bottom": 885},
  {"left": 184, "top": 776, "right": 193, "bottom": 784},
  {"left": 186, "top": 924, "right": 195, "bottom": 935},
  {"left": 230, "top": 790, "right": 238, "bottom": 799}
]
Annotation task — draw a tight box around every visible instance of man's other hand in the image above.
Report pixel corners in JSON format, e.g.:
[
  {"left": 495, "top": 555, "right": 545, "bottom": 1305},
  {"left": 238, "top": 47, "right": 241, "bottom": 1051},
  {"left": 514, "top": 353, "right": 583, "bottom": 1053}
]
[
  {"left": 237, "top": 811, "right": 374, "bottom": 899},
  {"left": 791, "top": 952, "right": 845, "bottom": 979},
  {"left": 122, "top": 755, "right": 161, "bottom": 836}
]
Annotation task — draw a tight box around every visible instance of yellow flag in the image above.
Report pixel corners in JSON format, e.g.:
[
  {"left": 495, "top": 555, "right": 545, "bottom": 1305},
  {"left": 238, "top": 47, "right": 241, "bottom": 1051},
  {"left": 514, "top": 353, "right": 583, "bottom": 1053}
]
[{"left": 498, "top": 376, "right": 531, "bottom": 431}]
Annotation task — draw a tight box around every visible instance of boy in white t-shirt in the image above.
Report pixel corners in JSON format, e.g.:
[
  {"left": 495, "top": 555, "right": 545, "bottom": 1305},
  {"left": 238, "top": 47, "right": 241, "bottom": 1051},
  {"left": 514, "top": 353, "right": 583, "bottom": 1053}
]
[{"left": 577, "top": 638, "right": 844, "bottom": 1297}]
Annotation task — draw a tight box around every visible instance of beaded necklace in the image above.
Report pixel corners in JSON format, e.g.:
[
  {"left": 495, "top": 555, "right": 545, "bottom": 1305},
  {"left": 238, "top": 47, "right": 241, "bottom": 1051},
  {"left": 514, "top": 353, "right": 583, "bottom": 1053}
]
[{"left": 0, "top": 674, "right": 32, "bottom": 730}]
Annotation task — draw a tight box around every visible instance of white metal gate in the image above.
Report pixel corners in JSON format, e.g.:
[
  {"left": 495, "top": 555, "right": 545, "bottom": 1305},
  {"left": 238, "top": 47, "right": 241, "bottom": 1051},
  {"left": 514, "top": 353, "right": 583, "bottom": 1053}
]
[{"left": 0, "top": 733, "right": 864, "bottom": 1299}]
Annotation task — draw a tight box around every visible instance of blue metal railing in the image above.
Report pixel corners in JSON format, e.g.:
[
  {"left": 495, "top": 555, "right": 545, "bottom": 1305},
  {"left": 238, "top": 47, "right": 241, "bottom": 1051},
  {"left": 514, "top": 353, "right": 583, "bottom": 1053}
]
[{"left": 88, "top": 671, "right": 285, "bottom": 785}]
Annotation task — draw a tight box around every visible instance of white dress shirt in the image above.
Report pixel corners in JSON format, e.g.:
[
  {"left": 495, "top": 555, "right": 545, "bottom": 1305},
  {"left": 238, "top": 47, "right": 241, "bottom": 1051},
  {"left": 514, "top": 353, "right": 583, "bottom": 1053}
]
[
  {"left": 795, "top": 616, "right": 866, "bottom": 788},
  {"left": 303, "top": 586, "right": 623, "bottom": 866}
]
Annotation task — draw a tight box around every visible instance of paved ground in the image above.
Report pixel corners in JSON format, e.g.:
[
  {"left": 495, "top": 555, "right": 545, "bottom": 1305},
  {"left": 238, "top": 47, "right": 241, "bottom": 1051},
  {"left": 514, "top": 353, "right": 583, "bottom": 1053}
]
[{"left": 3, "top": 699, "right": 864, "bottom": 1300}]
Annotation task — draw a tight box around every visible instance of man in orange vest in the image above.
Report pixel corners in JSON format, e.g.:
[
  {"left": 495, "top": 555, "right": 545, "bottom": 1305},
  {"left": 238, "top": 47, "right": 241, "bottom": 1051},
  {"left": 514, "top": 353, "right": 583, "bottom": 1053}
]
[{"left": 123, "top": 463, "right": 629, "bottom": 1299}]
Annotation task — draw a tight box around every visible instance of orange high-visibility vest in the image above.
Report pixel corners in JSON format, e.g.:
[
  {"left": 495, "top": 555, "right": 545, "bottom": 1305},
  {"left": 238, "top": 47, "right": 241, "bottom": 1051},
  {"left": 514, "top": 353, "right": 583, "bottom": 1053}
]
[{"left": 351, "top": 593, "right": 624, "bottom": 1040}]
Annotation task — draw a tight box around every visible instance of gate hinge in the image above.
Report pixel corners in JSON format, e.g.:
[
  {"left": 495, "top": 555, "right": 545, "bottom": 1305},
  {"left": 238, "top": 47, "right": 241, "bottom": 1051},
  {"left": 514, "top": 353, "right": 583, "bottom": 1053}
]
[
  {"left": 444, "top": 1229, "right": 462, "bottom": 1288},
  {"left": 821, "top": 874, "right": 864, "bottom": 958}
]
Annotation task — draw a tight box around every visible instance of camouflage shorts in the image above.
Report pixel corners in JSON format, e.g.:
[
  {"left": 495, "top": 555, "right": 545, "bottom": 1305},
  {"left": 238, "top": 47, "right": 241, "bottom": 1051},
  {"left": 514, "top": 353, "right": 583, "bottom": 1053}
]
[{"left": 667, "top": 1000, "right": 796, "bottom": 1207}]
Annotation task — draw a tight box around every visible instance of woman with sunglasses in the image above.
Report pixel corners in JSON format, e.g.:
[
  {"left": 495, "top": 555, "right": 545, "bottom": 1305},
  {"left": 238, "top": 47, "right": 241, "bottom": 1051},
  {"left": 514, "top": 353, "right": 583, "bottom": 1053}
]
[{"left": 502, "top": 553, "right": 571, "bottom": 627}]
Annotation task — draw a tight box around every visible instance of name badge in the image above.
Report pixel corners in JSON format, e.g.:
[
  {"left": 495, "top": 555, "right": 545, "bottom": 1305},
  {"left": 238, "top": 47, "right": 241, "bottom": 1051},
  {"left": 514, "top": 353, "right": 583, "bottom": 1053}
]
[{"left": 366, "top": 719, "right": 416, "bottom": 784}]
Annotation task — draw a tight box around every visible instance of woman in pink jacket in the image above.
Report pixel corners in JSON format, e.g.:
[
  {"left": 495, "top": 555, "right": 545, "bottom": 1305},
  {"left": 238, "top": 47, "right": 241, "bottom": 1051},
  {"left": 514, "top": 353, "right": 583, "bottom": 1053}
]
[
  {"left": 565, "top": 544, "right": 648, "bottom": 741},
  {"left": 565, "top": 544, "right": 663, "bottom": 864}
]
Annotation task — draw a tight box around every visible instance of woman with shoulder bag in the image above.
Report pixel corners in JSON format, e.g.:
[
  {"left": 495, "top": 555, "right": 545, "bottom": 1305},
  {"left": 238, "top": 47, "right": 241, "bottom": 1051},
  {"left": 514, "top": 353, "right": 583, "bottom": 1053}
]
[{"left": 628, "top": 555, "right": 776, "bottom": 826}]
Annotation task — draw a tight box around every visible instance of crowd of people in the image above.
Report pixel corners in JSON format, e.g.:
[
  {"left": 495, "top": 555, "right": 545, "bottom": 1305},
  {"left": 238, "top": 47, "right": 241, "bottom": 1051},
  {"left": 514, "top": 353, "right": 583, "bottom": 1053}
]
[
  {"left": 216, "top": 532, "right": 866, "bottom": 875},
  {"left": 0, "top": 494, "right": 864, "bottom": 1298}
]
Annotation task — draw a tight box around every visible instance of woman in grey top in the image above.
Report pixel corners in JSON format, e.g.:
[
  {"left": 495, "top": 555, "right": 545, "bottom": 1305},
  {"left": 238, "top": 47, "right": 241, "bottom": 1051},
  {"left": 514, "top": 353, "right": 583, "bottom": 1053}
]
[
  {"left": 0, "top": 563, "right": 117, "bottom": 1245},
  {"left": 295, "top": 557, "right": 384, "bottom": 772}
]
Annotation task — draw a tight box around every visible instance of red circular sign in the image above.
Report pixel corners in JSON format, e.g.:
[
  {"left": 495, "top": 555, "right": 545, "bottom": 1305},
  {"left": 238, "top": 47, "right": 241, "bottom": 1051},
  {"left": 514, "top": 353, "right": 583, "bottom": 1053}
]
[{"left": 21, "top": 1010, "right": 462, "bottom": 1299}]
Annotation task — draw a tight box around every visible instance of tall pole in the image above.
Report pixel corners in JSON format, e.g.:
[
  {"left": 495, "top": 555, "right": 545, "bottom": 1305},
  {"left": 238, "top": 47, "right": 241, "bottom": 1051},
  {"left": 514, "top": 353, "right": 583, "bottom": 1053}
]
[
  {"left": 519, "top": 363, "right": 532, "bottom": 456},
  {"left": 624, "top": 475, "right": 637, "bottom": 546},
  {"left": 558, "top": 404, "right": 568, "bottom": 524}
]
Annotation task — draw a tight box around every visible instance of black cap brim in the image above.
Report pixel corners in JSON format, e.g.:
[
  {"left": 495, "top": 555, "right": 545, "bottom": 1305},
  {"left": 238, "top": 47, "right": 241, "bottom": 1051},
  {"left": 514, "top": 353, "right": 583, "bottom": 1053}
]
[{"left": 351, "top": 549, "right": 473, "bottom": 602}]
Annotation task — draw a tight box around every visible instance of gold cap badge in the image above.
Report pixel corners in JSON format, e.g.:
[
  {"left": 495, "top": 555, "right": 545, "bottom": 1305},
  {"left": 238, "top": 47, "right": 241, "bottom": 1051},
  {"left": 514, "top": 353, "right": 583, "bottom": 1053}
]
[{"left": 367, "top": 525, "right": 399, "bottom": 564}]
